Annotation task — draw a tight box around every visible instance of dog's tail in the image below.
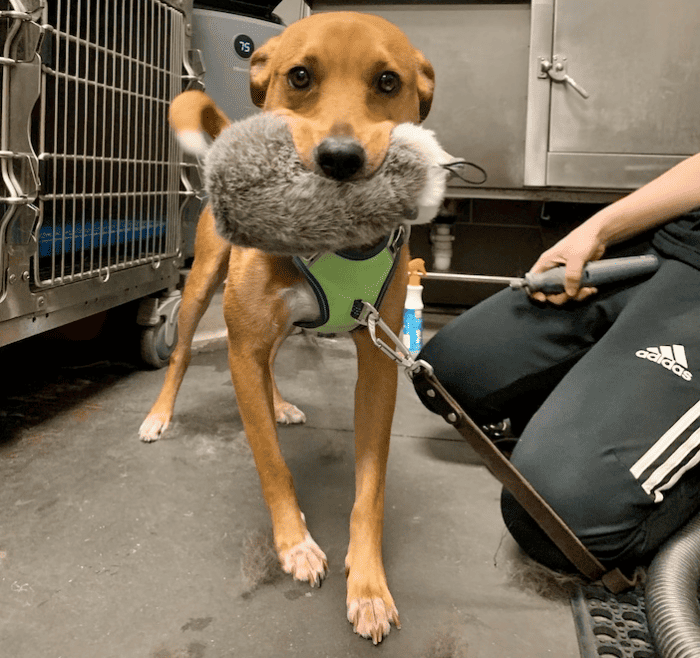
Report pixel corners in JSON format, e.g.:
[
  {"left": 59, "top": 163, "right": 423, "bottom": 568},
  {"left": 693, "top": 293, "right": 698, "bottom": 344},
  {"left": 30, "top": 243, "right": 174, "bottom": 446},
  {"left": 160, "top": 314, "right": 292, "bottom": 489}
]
[{"left": 169, "top": 90, "right": 231, "bottom": 158}]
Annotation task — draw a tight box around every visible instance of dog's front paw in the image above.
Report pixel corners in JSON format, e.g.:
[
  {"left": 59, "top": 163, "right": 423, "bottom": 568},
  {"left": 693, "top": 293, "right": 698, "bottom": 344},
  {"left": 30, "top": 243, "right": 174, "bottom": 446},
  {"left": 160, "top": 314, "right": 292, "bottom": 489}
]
[
  {"left": 139, "top": 412, "right": 170, "bottom": 442},
  {"left": 346, "top": 562, "right": 400, "bottom": 644},
  {"left": 347, "top": 594, "right": 400, "bottom": 644},
  {"left": 278, "top": 533, "right": 328, "bottom": 587},
  {"left": 274, "top": 401, "right": 306, "bottom": 425}
]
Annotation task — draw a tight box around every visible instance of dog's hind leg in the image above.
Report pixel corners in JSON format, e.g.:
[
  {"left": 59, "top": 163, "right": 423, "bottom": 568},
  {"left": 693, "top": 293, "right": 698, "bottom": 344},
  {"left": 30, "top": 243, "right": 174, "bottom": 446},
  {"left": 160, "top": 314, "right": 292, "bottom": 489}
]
[
  {"left": 270, "top": 328, "right": 307, "bottom": 425},
  {"left": 140, "top": 206, "right": 230, "bottom": 442}
]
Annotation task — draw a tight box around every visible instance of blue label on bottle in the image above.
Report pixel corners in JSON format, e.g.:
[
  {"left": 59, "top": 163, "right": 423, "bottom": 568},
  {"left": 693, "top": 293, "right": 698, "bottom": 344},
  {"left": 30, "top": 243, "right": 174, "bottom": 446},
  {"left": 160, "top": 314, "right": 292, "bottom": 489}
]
[{"left": 402, "top": 309, "right": 423, "bottom": 355}]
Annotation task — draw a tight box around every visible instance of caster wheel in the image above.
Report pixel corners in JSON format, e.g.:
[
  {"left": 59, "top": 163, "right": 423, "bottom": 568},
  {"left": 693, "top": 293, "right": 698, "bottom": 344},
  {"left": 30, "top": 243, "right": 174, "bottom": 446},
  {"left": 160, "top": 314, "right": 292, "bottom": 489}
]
[{"left": 140, "top": 318, "right": 178, "bottom": 369}]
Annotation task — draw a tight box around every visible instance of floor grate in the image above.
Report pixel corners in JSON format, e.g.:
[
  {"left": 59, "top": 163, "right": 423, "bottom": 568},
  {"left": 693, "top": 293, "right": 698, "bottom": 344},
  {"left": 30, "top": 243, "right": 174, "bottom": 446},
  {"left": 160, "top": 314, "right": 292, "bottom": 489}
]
[{"left": 570, "top": 584, "right": 657, "bottom": 658}]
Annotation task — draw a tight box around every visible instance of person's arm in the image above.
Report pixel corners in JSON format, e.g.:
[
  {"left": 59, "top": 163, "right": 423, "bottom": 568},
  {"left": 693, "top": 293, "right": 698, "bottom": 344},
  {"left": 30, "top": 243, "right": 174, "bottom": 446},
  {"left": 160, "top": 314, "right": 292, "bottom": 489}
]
[{"left": 529, "top": 152, "right": 700, "bottom": 304}]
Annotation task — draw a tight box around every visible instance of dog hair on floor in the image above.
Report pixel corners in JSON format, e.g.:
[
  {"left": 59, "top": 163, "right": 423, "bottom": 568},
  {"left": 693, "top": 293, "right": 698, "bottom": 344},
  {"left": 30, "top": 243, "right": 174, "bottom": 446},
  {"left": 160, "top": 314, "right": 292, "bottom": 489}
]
[
  {"left": 240, "top": 528, "right": 282, "bottom": 594},
  {"left": 498, "top": 532, "right": 647, "bottom": 603}
]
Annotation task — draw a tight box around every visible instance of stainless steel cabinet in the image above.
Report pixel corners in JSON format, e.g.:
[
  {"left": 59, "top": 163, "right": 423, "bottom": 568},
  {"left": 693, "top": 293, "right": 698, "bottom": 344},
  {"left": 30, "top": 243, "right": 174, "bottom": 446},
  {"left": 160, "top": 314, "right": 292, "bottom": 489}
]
[{"left": 526, "top": 0, "right": 700, "bottom": 190}]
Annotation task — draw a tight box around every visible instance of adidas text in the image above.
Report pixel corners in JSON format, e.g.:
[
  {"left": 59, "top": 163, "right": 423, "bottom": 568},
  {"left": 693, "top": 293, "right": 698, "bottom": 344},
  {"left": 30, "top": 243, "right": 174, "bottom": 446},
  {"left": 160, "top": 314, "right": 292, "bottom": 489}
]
[{"left": 636, "top": 349, "right": 693, "bottom": 381}]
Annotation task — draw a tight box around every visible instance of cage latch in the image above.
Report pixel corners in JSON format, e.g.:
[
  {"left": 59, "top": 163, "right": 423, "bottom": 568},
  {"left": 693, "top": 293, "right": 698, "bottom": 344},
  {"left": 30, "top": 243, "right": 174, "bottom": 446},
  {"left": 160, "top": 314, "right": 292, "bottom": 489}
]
[{"left": 0, "top": 9, "right": 45, "bottom": 66}]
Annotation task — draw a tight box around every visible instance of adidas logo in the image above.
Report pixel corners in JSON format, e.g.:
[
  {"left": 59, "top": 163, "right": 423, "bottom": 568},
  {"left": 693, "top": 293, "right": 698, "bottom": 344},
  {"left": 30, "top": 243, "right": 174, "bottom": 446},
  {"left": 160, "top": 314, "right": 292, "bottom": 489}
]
[{"left": 635, "top": 345, "right": 693, "bottom": 381}]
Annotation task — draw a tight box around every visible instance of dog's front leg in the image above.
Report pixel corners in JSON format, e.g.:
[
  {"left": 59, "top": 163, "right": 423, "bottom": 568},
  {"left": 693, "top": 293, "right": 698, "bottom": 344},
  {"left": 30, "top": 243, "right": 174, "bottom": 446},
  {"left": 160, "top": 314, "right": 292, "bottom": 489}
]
[
  {"left": 345, "top": 248, "right": 408, "bottom": 644},
  {"left": 346, "top": 327, "right": 402, "bottom": 643},
  {"left": 226, "top": 305, "right": 327, "bottom": 587},
  {"left": 140, "top": 207, "right": 230, "bottom": 442}
]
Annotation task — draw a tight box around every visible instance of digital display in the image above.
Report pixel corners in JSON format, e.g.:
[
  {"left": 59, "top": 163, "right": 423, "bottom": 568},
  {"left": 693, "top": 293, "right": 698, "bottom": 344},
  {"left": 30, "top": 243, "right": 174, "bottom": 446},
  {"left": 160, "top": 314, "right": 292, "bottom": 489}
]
[{"left": 234, "top": 34, "right": 254, "bottom": 59}]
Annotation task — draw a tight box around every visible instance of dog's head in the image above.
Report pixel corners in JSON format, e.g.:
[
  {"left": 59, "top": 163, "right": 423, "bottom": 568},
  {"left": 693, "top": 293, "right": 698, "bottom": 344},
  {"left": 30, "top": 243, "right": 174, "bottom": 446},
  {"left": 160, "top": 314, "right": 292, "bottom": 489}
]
[
  {"left": 249, "top": 12, "right": 435, "bottom": 180},
  {"left": 169, "top": 12, "right": 448, "bottom": 256}
]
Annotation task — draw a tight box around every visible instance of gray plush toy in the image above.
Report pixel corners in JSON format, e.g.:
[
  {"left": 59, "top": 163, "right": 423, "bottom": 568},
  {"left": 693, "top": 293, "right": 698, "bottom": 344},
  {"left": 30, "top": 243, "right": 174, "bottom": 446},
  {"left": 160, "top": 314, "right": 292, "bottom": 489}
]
[{"left": 203, "top": 113, "right": 454, "bottom": 256}]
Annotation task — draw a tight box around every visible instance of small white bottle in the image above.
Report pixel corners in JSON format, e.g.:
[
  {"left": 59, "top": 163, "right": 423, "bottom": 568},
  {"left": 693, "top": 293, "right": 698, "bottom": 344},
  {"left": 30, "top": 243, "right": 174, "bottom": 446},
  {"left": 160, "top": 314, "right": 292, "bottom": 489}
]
[{"left": 403, "top": 258, "right": 426, "bottom": 356}]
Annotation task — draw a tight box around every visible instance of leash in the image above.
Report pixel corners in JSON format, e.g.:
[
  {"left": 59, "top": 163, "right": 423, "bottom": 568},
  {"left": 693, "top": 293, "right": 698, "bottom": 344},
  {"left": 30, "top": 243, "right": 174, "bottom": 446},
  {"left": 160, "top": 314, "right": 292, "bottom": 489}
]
[{"left": 350, "top": 300, "right": 639, "bottom": 594}]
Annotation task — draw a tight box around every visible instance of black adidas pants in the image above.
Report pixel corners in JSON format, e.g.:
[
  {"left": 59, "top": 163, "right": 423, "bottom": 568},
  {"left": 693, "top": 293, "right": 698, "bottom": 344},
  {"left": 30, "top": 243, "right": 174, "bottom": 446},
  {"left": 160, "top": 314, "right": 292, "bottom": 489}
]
[{"left": 418, "top": 252, "right": 700, "bottom": 572}]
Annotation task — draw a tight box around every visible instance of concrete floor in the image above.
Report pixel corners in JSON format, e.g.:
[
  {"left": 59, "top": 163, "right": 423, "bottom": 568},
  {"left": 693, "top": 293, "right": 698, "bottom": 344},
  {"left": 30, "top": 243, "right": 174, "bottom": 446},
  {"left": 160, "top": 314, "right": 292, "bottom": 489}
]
[{"left": 0, "top": 291, "right": 580, "bottom": 658}]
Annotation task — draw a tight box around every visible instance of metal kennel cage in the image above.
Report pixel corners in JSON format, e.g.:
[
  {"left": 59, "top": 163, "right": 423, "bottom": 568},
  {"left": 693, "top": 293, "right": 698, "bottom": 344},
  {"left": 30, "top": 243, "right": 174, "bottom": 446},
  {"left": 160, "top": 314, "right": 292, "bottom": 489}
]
[{"left": 0, "top": 0, "right": 203, "bottom": 364}]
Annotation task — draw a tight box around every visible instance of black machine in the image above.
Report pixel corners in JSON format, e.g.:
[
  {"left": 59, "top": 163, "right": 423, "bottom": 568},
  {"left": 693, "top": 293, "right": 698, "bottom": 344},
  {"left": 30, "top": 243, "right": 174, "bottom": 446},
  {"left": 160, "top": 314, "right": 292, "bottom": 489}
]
[{"left": 193, "top": 0, "right": 285, "bottom": 23}]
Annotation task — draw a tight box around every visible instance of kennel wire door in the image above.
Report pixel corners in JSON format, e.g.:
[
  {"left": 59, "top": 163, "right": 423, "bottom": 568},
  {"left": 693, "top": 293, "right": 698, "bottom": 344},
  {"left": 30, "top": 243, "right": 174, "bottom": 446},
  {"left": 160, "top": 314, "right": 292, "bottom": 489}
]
[{"left": 0, "top": 0, "right": 200, "bottom": 348}]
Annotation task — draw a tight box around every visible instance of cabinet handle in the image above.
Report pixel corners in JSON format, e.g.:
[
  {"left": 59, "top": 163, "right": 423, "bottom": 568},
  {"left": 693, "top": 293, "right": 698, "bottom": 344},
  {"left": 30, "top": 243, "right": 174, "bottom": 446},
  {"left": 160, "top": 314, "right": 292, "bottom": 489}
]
[{"left": 539, "top": 56, "right": 590, "bottom": 99}]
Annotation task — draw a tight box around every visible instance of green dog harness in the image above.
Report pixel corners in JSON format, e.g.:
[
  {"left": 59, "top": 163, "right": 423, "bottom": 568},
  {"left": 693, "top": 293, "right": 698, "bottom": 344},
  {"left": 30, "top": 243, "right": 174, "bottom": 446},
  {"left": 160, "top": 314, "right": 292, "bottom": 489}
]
[{"left": 293, "top": 226, "right": 406, "bottom": 334}]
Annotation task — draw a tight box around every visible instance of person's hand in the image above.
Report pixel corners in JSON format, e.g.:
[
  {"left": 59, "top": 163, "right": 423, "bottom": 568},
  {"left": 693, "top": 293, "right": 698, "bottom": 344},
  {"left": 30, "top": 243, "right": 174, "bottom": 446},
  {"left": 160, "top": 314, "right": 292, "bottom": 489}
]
[{"left": 528, "top": 223, "right": 607, "bottom": 304}]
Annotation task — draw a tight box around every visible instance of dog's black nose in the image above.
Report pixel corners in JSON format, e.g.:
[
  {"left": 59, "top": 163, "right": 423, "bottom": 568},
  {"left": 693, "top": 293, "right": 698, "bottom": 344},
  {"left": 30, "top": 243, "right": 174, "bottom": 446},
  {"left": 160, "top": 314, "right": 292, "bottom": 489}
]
[{"left": 315, "top": 138, "right": 366, "bottom": 181}]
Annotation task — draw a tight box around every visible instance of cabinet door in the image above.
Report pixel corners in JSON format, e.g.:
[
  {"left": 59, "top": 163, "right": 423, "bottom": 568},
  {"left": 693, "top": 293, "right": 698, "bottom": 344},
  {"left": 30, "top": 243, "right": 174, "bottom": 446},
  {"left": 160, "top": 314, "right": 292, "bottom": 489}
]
[{"left": 526, "top": 0, "right": 700, "bottom": 189}]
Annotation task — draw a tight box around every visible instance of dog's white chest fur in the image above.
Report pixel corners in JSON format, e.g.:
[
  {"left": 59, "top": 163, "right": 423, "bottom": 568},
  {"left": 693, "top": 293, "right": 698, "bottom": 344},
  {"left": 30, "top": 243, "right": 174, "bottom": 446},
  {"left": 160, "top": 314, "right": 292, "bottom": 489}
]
[{"left": 280, "top": 280, "right": 321, "bottom": 328}]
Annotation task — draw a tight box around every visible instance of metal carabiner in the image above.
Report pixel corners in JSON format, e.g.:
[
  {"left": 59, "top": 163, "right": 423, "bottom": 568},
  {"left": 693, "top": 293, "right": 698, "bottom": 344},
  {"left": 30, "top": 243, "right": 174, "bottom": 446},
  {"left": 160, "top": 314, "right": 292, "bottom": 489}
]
[{"left": 353, "top": 300, "right": 434, "bottom": 380}]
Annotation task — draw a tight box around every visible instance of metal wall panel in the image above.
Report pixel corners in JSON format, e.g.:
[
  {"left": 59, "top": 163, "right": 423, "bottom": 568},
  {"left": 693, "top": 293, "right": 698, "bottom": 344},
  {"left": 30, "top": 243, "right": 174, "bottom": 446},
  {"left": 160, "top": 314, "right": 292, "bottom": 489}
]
[{"left": 311, "top": 3, "right": 532, "bottom": 191}]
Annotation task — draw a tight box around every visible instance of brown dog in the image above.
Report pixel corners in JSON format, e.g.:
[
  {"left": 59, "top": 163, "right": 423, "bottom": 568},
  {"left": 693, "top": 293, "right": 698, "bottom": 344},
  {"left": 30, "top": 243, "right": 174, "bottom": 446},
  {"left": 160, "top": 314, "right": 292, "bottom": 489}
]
[{"left": 140, "top": 12, "right": 434, "bottom": 643}]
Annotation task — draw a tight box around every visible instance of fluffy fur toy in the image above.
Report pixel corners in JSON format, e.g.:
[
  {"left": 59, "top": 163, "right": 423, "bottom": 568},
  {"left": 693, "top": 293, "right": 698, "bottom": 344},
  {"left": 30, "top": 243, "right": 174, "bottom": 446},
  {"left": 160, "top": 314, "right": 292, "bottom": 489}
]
[{"left": 203, "top": 113, "right": 453, "bottom": 255}]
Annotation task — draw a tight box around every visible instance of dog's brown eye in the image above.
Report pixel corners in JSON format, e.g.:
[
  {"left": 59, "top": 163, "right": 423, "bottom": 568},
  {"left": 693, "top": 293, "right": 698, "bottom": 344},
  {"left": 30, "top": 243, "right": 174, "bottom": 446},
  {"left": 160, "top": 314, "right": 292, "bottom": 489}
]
[
  {"left": 288, "top": 66, "right": 312, "bottom": 90},
  {"left": 376, "top": 71, "right": 400, "bottom": 94}
]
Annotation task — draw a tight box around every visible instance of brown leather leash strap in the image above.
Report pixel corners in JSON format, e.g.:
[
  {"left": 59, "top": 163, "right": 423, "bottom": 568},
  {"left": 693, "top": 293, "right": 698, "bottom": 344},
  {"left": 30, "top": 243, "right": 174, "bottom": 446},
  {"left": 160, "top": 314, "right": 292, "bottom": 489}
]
[
  {"left": 411, "top": 364, "right": 638, "bottom": 594},
  {"left": 351, "top": 300, "right": 638, "bottom": 594}
]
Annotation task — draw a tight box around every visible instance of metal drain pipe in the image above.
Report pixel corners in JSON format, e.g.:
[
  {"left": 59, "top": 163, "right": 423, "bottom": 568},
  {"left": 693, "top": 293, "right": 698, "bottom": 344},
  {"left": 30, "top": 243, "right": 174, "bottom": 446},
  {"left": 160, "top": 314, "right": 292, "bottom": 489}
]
[{"left": 646, "top": 513, "right": 700, "bottom": 658}]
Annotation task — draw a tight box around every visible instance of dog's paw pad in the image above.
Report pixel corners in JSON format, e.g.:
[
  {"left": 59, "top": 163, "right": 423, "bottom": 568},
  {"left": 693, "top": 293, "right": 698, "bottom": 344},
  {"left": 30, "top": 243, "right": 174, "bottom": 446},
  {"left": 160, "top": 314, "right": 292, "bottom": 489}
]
[
  {"left": 278, "top": 533, "right": 327, "bottom": 587},
  {"left": 347, "top": 596, "right": 400, "bottom": 645},
  {"left": 274, "top": 402, "right": 306, "bottom": 425},
  {"left": 139, "top": 413, "right": 170, "bottom": 442}
]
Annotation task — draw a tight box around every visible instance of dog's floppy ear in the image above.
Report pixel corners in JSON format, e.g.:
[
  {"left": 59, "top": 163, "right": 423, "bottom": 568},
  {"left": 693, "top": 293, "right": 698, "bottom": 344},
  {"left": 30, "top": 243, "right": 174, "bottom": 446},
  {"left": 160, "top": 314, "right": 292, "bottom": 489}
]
[
  {"left": 414, "top": 49, "right": 435, "bottom": 122},
  {"left": 250, "top": 35, "right": 281, "bottom": 109},
  {"left": 169, "top": 90, "right": 230, "bottom": 157}
]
